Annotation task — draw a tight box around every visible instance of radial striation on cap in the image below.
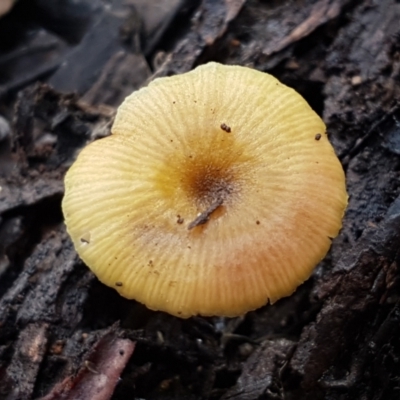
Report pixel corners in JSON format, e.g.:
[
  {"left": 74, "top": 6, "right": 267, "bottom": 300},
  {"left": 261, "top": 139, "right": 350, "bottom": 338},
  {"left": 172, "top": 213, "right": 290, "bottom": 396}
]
[{"left": 62, "top": 62, "right": 348, "bottom": 318}]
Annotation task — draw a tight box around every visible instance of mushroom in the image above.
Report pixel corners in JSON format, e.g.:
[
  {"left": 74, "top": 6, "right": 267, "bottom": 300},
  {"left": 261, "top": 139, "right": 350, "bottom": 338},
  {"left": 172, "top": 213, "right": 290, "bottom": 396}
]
[{"left": 62, "top": 62, "right": 347, "bottom": 318}]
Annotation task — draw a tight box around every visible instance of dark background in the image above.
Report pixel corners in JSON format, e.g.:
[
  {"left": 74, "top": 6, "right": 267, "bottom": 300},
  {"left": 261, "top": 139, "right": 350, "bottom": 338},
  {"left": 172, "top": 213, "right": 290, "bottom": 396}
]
[{"left": 0, "top": 0, "right": 399, "bottom": 399}]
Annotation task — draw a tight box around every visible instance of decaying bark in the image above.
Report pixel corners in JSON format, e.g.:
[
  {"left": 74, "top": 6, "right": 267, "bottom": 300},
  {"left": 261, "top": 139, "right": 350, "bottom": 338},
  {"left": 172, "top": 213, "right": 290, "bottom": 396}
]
[{"left": 0, "top": 0, "right": 400, "bottom": 399}]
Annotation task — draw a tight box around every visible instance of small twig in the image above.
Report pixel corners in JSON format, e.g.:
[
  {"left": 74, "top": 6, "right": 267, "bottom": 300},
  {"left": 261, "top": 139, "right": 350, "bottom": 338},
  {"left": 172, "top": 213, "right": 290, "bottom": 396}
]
[{"left": 188, "top": 197, "right": 224, "bottom": 230}]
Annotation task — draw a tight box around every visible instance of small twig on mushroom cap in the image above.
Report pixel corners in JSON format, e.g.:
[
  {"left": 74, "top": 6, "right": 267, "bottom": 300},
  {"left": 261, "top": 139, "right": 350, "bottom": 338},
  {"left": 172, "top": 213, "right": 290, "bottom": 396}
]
[{"left": 188, "top": 197, "right": 224, "bottom": 230}]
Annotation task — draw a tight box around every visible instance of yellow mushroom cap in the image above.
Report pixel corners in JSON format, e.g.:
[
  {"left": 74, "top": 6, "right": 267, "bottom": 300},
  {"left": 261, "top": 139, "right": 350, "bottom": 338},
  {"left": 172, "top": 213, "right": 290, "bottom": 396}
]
[{"left": 62, "top": 62, "right": 347, "bottom": 318}]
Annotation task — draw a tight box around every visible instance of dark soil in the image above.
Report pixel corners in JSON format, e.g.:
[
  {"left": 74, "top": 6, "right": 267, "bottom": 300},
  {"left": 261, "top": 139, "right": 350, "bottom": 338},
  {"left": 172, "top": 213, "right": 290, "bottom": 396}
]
[{"left": 0, "top": 0, "right": 400, "bottom": 399}]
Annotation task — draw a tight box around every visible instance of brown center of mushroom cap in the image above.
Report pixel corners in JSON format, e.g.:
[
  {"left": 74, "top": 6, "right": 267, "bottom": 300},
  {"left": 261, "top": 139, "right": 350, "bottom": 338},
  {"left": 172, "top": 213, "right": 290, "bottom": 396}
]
[
  {"left": 182, "top": 156, "right": 237, "bottom": 206},
  {"left": 187, "top": 162, "right": 233, "bottom": 205},
  {"left": 153, "top": 127, "right": 254, "bottom": 217}
]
